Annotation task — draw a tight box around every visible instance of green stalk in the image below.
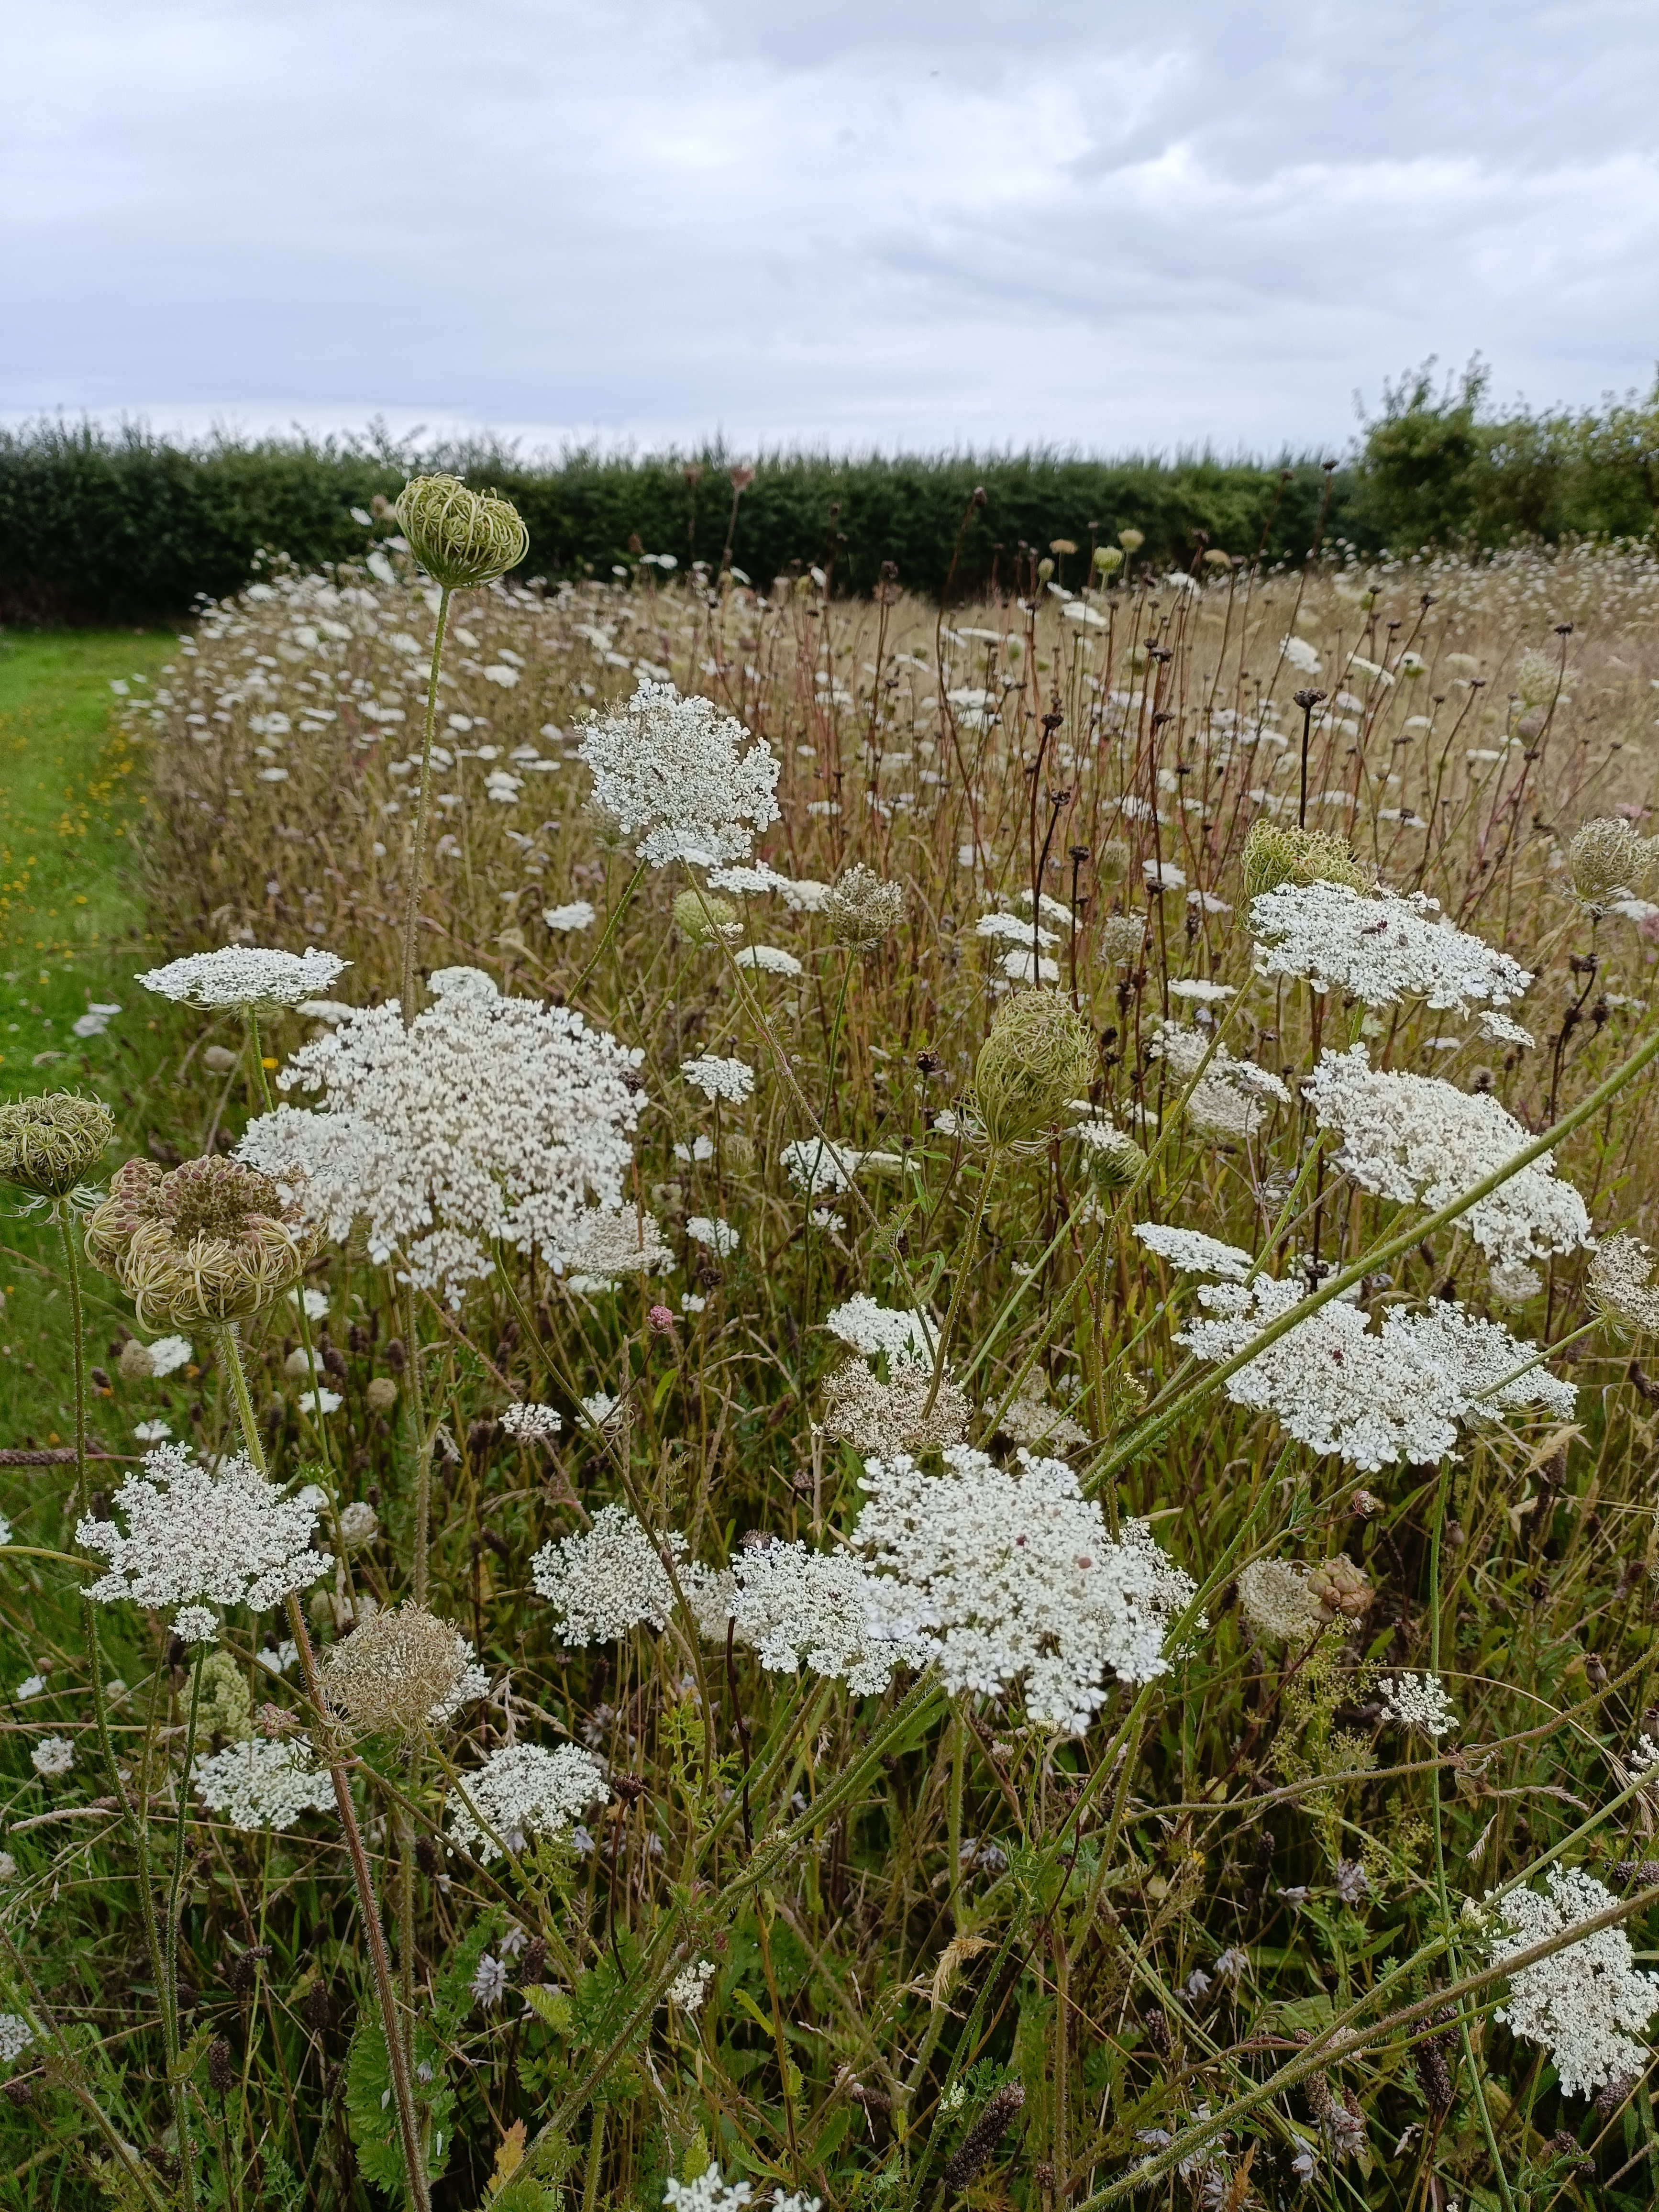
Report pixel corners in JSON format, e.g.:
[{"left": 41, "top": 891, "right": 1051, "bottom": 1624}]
[
  {"left": 166, "top": 1644, "right": 207, "bottom": 2212},
  {"left": 573, "top": 858, "right": 649, "bottom": 999},
  {"left": 399, "top": 585, "right": 454, "bottom": 1026},
  {"left": 921, "top": 1157, "right": 996, "bottom": 1419},
  {"left": 217, "top": 1325, "right": 433, "bottom": 2212}
]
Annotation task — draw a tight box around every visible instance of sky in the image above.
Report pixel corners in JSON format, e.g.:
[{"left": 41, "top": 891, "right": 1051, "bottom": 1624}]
[{"left": 4, "top": 0, "right": 1657, "bottom": 460}]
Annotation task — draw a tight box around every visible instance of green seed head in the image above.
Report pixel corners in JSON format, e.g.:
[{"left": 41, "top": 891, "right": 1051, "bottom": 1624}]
[
  {"left": 393, "top": 475, "right": 528, "bottom": 591},
  {"left": 1567, "top": 818, "right": 1654, "bottom": 913},
  {"left": 1242, "top": 819, "right": 1372, "bottom": 905},
  {"left": 673, "top": 889, "right": 740, "bottom": 944},
  {"left": 0, "top": 1093, "right": 115, "bottom": 1198},
  {"left": 972, "top": 991, "right": 1095, "bottom": 1150}
]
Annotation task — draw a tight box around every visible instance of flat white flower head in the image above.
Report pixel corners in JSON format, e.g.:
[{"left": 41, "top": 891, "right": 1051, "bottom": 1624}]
[
  {"left": 1380, "top": 1672, "right": 1458, "bottom": 1736},
  {"left": 532, "top": 1504, "right": 677, "bottom": 1642},
  {"left": 1304, "top": 1044, "right": 1592, "bottom": 1268},
  {"left": 76, "top": 1442, "right": 331, "bottom": 1632},
  {"left": 578, "top": 679, "right": 780, "bottom": 867},
  {"left": 825, "top": 1294, "right": 935, "bottom": 1368},
  {"left": 237, "top": 967, "right": 644, "bottom": 1304},
  {"left": 1134, "top": 1224, "right": 1253, "bottom": 1281},
  {"left": 680, "top": 1054, "right": 755, "bottom": 1104},
  {"left": 138, "top": 945, "right": 350, "bottom": 1010},
  {"left": 1488, "top": 1866, "right": 1659, "bottom": 2096},
  {"left": 853, "top": 1446, "right": 1199, "bottom": 1732},
  {"left": 1250, "top": 882, "right": 1531, "bottom": 1012},
  {"left": 193, "top": 1737, "right": 335, "bottom": 1832},
  {"left": 446, "top": 1741, "right": 608, "bottom": 1862}
]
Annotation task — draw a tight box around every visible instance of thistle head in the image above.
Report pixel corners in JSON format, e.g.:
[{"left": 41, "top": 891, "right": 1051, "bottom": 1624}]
[
  {"left": 828, "top": 863, "right": 906, "bottom": 950},
  {"left": 1242, "top": 819, "right": 1372, "bottom": 904},
  {"left": 1567, "top": 818, "right": 1654, "bottom": 913},
  {"left": 0, "top": 1093, "right": 114, "bottom": 1198},
  {"left": 393, "top": 475, "right": 528, "bottom": 591},
  {"left": 971, "top": 991, "right": 1095, "bottom": 1150},
  {"left": 83, "top": 1154, "right": 321, "bottom": 1328}
]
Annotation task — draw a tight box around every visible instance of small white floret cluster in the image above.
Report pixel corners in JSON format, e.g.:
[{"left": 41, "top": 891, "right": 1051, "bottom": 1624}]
[
  {"left": 446, "top": 1741, "right": 608, "bottom": 1862},
  {"left": 532, "top": 1504, "right": 688, "bottom": 1643},
  {"left": 579, "top": 679, "right": 781, "bottom": 867},
  {"left": 77, "top": 1444, "right": 330, "bottom": 1633},
  {"left": 1488, "top": 1866, "right": 1659, "bottom": 2097},
  {"left": 0, "top": 2016, "right": 34, "bottom": 2067},
  {"left": 1176, "top": 1278, "right": 1574, "bottom": 1471},
  {"left": 1250, "top": 882, "right": 1532, "bottom": 1011},
  {"left": 780, "top": 1138, "right": 862, "bottom": 1195},
  {"left": 680, "top": 1054, "right": 756, "bottom": 1103},
  {"left": 1303, "top": 1045, "right": 1592, "bottom": 1268},
  {"left": 238, "top": 967, "right": 643, "bottom": 1303},
  {"left": 137, "top": 944, "right": 351, "bottom": 1010},
  {"left": 853, "top": 1447, "right": 1199, "bottom": 1732},
  {"left": 1134, "top": 1224, "right": 1253, "bottom": 1282},
  {"left": 192, "top": 1737, "right": 336, "bottom": 1832},
  {"left": 502, "top": 1401, "right": 563, "bottom": 1440},
  {"left": 727, "top": 1540, "right": 914, "bottom": 1696},
  {"left": 825, "top": 1295, "right": 935, "bottom": 1367},
  {"left": 1380, "top": 1673, "right": 1459, "bottom": 1736}
]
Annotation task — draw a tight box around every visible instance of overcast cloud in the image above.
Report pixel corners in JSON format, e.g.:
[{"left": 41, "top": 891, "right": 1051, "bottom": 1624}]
[{"left": 4, "top": 0, "right": 1656, "bottom": 457}]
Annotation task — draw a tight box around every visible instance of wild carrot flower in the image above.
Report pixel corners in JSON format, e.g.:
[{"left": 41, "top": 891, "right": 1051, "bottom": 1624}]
[
  {"left": 193, "top": 1737, "right": 335, "bottom": 1831},
  {"left": 1487, "top": 1867, "right": 1659, "bottom": 2096},
  {"left": 1250, "top": 881, "right": 1531, "bottom": 1011},
  {"left": 445, "top": 1741, "right": 608, "bottom": 1861},
  {"left": 578, "top": 678, "right": 780, "bottom": 867}
]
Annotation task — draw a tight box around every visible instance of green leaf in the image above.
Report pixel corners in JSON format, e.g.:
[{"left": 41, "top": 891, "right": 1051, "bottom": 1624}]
[
  {"left": 345, "top": 2015, "right": 455, "bottom": 2199},
  {"left": 521, "top": 1984, "right": 575, "bottom": 2036}
]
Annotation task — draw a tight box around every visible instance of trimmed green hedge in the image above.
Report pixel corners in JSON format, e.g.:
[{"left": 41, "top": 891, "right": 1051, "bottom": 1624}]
[{"left": 5, "top": 367, "right": 1658, "bottom": 625}]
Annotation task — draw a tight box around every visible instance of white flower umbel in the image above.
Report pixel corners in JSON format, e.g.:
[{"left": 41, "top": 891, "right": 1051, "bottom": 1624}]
[
  {"left": 825, "top": 1295, "right": 935, "bottom": 1367},
  {"left": 501, "top": 1401, "right": 563, "bottom": 1439},
  {"left": 1250, "top": 882, "right": 1532, "bottom": 1012},
  {"left": 0, "top": 2016, "right": 33, "bottom": 2067},
  {"left": 733, "top": 945, "right": 804, "bottom": 977},
  {"left": 853, "top": 1447, "right": 1199, "bottom": 1732},
  {"left": 1176, "top": 1279, "right": 1575, "bottom": 1472},
  {"left": 1304, "top": 1044, "right": 1592, "bottom": 1268},
  {"left": 542, "top": 901, "right": 597, "bottom": 932},
  {"left": 238, "top": 966, "right": 643, "bottom": 1304},
  {"left": 446, "top": 1741, "right": 608, "bottom": 1862},
  {"left": 138, "top": 945, "right": 350, "bottom": 1010},
  {"left": 686, "top": 1215, "right": 740, "bottom": 1256},
  {"left": 192, "top": 1737, "right": 335, "bottom": 1832},
  {"left": 77, "top": 1443, "right": 331, "bottom": 1635},
  {"left": 1488, "top": 1867, "right": 1659, "bottom": 2097},
  {"left": 781, "top": 1138, "right": 862, "bottom": 1195},
  {"left": 1380, "top": 1672, "right": 1458, "bottom": 1736},
  {"left": 578, "top": 678, "right": 781, "bottom": 867},
  {"left": 680, "top": 1054, "right": 756, "bottom": 1103},
  {"left": 666, "top": 1958, "right": 717, "bottom": 2013},
  {"left": 31, "top": 1736, "right": 75, "bottom": 1778},
  {"left": 727, "top": 1540, "right": 914, "bottom": 1696},
  {"left": 1134, "top": 1224, "right": 1253, "bottom": 1281},
  {"left": 531, "top": 1504, "right": 679, "bottom": 1642}
]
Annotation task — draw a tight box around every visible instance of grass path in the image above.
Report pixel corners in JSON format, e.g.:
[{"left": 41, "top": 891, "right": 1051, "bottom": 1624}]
[
  {"left": 0, "top": 629, "right": 172, "bottom": 1097},
  {"left": 0, "top": 630, "right": 175, "bottom": 1450}
]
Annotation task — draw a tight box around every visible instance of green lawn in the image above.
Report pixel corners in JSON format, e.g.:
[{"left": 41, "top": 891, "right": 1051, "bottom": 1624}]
[
  {"left": 0, "top": 630, "right": 178, "bottom": 1453},
  {"left": 0, "top": 628, "right": 174, "bottom": 1097}
]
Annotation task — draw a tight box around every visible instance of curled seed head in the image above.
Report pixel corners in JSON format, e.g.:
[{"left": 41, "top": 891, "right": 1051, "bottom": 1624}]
[
  {"left": 393, "top": 475, "right": 528, "bottom": 591},
  {"left": 0, "top": 1092, "right": 114, "bottom": 1198},
  {"left": 1568, "top": 818, "right": 1655, "bottom": 913},
  {"left": 319, "top": 1603, "right": 474, "bottom": 1737},
  {"left": 673, "top": 888, "right": 741, "bottom": 944},
  {"left": 1242, "top": 819, "right": 1372, "bottom": 904},
  {"left": 971, "top": 992, "right": 1095, "bottom": 1150},
  {"left": 1305, "top": 1553, "right": 1372, "bottom": 1620},
  {"left": 83, "top": 1155, "right": 321, "bottom": 1328},
  {"left": 828, "top": 863, "right": 907, "bottom": 949}
]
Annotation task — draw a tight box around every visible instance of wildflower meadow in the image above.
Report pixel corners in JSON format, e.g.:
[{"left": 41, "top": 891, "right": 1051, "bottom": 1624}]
[{"left": 5, "top": 481, "right": 1659, "bottom": 2212}]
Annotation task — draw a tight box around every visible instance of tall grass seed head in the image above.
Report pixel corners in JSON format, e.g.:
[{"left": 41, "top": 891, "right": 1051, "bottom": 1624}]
[
  {"left": 971, "top": 991, "right": 1095, "bottom": 1149},
  {"left": 0, "top": 1092, "right": 114, "bottom": 1198},
  {"left": 394, "top": 474, "right": 528, "bottom": 590},
  {"left": 1241, "top": 818, "right": 1371, "bottom": 903}
]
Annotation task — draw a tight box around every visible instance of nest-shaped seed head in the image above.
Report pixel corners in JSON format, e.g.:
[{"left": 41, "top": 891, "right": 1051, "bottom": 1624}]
[
  {"left": 1567, "top": 818, "right": 1655, "bottom": 913},
  {"left": 673, "top": 888, "right": 741, "bottom": 944},
  {"left": 83, "top": 1155, "right": 321, "bottom": 1327},
  {"left": 970, "top": 991, "right": 1095, "bottom": 1150},
  {"left": 393, "top": 475, "right": 528, "bottom": 591},
  {"left": 321, "top": 1604, "right": 478, "bottom": 1737},
  {"left": 1242, "top": 819, "right": 1372, "bottom": 904},
  {"left": 828, "top": 863, "right": 907, "bottom": 949},
  {"left": 0, "top": 1093, "right": 115, "bottom": 1198}
]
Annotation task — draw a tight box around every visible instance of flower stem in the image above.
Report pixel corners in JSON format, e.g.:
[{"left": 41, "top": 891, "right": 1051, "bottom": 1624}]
[
  {"left": 215, "top": 1325, "right": 432, "bottom": 2212},
  {"left": 165, "top": 1644, "right": 207, "bottom": 2212},
  {"left": 399, "top": 584, "right": 454, "bottom": 1027}
]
